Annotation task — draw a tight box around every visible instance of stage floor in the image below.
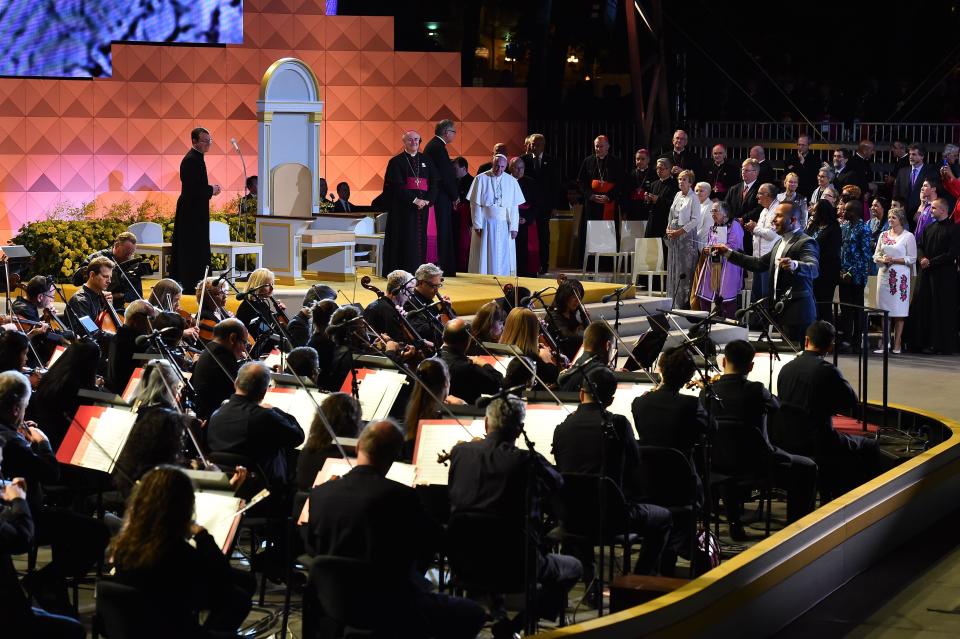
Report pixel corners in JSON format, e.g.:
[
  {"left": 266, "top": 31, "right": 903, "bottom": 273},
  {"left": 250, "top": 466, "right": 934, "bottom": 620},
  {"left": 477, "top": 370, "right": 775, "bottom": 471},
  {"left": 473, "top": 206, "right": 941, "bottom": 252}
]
[{"left": 78, "top": 272, "right": 634, "bottom": 317}]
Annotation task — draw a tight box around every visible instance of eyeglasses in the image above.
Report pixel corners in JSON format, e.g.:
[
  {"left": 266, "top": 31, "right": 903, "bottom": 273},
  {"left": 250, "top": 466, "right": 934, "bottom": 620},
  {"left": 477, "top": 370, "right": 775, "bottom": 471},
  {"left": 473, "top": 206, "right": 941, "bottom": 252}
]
[
  {"left": 823, "top": 194, "right": 837, "bottom": 200},
  {"left": 424, "top": 280, "right": 444, "bottom": 289}
]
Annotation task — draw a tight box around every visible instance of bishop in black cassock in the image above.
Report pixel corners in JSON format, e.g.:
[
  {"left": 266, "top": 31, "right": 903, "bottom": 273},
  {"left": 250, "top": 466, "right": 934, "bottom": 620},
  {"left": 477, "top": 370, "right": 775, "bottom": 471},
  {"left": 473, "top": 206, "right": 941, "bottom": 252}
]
[
  {"left": 381, "top": 132, "right": 438, "bottom": 275},
  {"left": 905, "top": 210, "right": 960, "bottom": 354}
]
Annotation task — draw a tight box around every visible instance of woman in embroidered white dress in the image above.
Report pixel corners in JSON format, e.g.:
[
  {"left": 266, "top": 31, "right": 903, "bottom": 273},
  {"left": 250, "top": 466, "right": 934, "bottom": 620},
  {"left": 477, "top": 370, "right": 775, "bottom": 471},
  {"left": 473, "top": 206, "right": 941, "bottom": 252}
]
[{"left": 873, "top": 207, "right": 916, "bottom": 353}]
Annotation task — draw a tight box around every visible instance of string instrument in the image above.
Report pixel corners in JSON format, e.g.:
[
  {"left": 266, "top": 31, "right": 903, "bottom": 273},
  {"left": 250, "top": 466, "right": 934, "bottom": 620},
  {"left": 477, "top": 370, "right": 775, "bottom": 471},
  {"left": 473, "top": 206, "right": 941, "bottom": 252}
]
[
  {"left": 265, "top": 295, "right": 289, "bottom": 328},
  {"left": 557, "top": 273, "right": 591, "bottom": 324},
  {"left": 684, "top": 374, "right": 722, "bottom": 391},
  {"left": 437, "top": 436, "right": 484, "bottom": 465},
  {"left": 196, "top": 297, "right": 255, "bottom": 347},
  {"left": 536, "top": 313, "right": 569, "bottom": 369},
  {"left": 96, "top": 292, "right": 122, "bottom": 335},
  {"left": 359, "top": 276, "right": 428, "bottom": 358},
  {"left": 436, "top": 291, "right": 456, "bottom": 323}
]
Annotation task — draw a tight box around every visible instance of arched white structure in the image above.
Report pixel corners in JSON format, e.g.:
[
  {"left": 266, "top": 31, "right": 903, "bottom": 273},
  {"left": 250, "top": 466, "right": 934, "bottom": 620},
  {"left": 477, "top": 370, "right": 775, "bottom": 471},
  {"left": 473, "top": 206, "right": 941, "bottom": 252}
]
[{"left": 257, "top": 58, "right": 323, "bottom": 217}]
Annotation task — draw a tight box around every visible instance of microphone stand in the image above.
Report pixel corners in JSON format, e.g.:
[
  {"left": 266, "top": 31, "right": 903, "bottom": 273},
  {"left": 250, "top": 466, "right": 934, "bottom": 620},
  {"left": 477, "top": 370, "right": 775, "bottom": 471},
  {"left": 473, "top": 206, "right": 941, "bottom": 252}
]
[
  {"left": 138, "top": 330, "right": 199, "bottom": 406},
  {"left": 233, "top": 139, "right": 251, "bottom": 245}
]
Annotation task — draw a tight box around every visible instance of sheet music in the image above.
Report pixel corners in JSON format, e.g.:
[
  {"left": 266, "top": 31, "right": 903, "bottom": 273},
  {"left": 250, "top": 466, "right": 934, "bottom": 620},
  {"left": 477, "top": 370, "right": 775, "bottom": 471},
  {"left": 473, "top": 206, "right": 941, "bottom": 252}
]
[
  {"left": 47, "top": 345, "right": 66, "bottom": 368},
  {"left": 263, "top": 349, "right": 282, "bottom": 370},
  {"left": 352, "top": 369, "right": 407, "bottom": 421},
  {"left": 57, "top": 406, "right": 137, "bottom": 473},
  {"left": 747, "top": 352, "right": 797, "bottom": 395},
  {"left": 413, "top": 420, "right": 485, "bottom": 486},
  {"left": 472, "top": 355, "right": 512, "bottom": 375},
  {"left": 297, "top": 458, "right": 417, "bottom": 524},
  {"left": 261, "top": 385, "right": 330, "bottom": 449},
  {"left": 193, "top": 491, "right": 243, "bottom": 553},
  {"left": 521, "top": 404, "right": 577, "bottom": 465},
  {"left": 121, "top": 368, "right": 144, "bottom": 403}
]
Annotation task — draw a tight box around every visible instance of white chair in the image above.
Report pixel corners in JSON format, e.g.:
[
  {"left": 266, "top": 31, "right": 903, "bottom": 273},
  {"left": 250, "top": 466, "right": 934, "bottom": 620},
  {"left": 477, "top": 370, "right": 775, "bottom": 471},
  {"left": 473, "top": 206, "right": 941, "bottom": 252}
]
[
  {"left": 127, "top": 221, "right": 170, "bottom": 279},
  {"left": 581, "top": 220, "right": 622, "bottom": 280},
  {"left": 632, "top": 237, "right": 667, "bottom": 295},
  {"left": 352, "top": 216, "right": 385, "bottom": 276},
  {"left": 618, "top": 220, "right": 647, "bottom": 282},
  {"left": 209, "top": 220, "right": 263, "bottom": 274}
]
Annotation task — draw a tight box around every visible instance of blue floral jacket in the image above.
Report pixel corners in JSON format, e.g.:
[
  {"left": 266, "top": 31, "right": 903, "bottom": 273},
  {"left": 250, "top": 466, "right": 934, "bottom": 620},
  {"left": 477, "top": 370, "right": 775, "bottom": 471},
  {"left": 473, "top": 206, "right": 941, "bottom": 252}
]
[{"left": 840, "top": 220, "right": 872, "bottom": 286}]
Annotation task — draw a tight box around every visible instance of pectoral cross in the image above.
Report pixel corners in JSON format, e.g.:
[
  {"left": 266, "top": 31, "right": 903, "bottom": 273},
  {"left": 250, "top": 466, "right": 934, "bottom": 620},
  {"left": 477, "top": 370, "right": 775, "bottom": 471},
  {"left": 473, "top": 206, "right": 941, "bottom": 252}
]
[{"left": 415, "top": 178, "right": 421, "bottom": 188}]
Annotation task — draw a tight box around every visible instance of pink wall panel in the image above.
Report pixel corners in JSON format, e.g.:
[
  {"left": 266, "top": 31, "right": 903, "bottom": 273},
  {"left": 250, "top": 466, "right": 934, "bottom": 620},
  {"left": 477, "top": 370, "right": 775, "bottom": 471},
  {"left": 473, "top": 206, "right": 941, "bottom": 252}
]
[{"left": 0, "top": 11, "right": 528, "bottom": 242}]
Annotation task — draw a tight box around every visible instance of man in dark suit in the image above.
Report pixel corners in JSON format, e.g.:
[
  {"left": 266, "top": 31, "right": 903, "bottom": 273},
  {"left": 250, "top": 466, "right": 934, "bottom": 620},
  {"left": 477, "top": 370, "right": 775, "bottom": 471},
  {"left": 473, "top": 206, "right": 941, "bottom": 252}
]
[
  {"left": 193, "top": 318, "right": 249, "bottom": 421},
  {"left": 845, "top": 139, "right": 875, "bottom": 197},
  {"left": 306, "top": 420, "right": 485, "bottom": 639},
  {"left": 715, "top": 200, "right": 819, "bottom": 342},
  {"left": 331, "top": 181, "right": 355, "bottom": 212},
  {"left": 438, "top": 318, "right": 503, "bottom": 404},
  {"left": 422, "top": 119, "right": 460, "bottom": 275},
  {"left": 557, "top": 320, "right": 612, "bottom": 392},
  {"left": 553, "top": 367, "right": 672, "bottom": 575},
  {"left": 784, "top": 135, "right": 821, "bottom": 198},
  {"left": 893, "top": 143, "right": 940, "bottom": 212},
  {"left": 701, "top": 340, "right": 817, "bottom": 539},
  {"left": 448, "top": 396, "right": 582, "bottom": 621},
  {"left": 772, "top": 321, "right": 879, "bottom": 499},
  {"left": 724, "top": 158, "right": 763, "bottom": 256},
  {"left": 749, "top": 146, "right": 776, "bottom": 186},
  {"left": 207, "top": 361, "right": 304, "bottom": 486},
  {"left": 522, "top": 133, "right": 561, "bottom": 274},
  {"left": 831, "top": 148, "right": 861, "bottom": 194}
]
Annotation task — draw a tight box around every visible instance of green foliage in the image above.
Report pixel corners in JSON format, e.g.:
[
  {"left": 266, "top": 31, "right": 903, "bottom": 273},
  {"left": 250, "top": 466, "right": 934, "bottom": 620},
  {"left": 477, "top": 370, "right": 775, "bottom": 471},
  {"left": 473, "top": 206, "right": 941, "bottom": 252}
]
[{"left": 11, "top": 197, "right": 257, "bottom": 282}]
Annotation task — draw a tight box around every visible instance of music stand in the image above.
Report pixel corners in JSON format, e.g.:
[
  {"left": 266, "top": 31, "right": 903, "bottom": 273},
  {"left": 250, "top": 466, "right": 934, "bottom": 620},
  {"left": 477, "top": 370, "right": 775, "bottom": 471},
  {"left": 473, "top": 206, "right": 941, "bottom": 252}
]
[{"left": 624, "top": 313, "right": 669, "bottom": 371}]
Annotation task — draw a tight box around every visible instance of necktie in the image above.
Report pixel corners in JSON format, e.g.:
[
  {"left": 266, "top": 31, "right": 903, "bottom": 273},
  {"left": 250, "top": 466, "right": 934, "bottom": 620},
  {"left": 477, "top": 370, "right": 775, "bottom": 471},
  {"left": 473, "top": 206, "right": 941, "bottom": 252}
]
[
  {"left": 911, "top": 166, "right": 919, "bottom": 187},
  {"left": 535, "top": 157, "right": 541, "bottom": 172},
  {"left": 742, "top": 185, "right": 749, "bottom": 202},
  {"left": 345, "top": 201, "right": 350, "bottom": 212}
]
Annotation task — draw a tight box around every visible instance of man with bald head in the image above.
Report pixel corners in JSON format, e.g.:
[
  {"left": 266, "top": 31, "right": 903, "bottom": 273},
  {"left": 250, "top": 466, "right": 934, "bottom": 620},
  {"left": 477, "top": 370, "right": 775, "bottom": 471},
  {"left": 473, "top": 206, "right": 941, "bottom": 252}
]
[
  {"left": 438, "top": 317, "right": 503, "bottom": 403},
  {"left": 703, "top": 143, "right": 738, "bottom": 200},
  {"left": 192, "top": 317, "right": 250, "bottom": 420},
  {"left": 208, "top": 360, "right": 304, "bottom": 486},
  {"left": 749, "top": 145, "right": 776, "bottom": 186},
  {"left": 662, "top": 128, "right": 703, "bottom": 180},
  {"left": 307, "top": 419, "right": 485, "bottom": 638},
  {"left": 577, "top": 134, "right": 624, "bottom": 256},
  {"left": 381, "top": 130, "right": 439, "bottom": 274}
]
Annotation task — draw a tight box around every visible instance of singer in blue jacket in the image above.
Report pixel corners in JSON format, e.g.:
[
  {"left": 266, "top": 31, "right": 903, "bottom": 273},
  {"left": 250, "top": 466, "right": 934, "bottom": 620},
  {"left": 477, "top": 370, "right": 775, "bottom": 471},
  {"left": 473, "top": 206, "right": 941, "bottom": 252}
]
[{"left": 713, "top": 201, "right": 819, "bottom": 343}]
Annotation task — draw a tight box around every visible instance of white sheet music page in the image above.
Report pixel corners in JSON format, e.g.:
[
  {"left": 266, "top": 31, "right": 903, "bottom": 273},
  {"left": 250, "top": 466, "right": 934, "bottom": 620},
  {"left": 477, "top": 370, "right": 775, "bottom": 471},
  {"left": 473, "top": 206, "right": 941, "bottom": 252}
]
[
  {"left": 194, "top": 491, "right": 243, "bottom": 552},
  {"left": 413, "top": 419, "right": 484, "bottom": 486},
  {"left": 520, "top": 404, "right": 577, "bottom": 465},
  {"left": 262, "top": 386, "right": 329, "bottom": 449},
  {"left": 609, "top": 382, "right": 656, "bottom": 435},
  {"left": 76, "top": 408, "right": 137, "bottom": 473},
  {"left": 357, "top": 369, "right": 407, "bottom": 420}
]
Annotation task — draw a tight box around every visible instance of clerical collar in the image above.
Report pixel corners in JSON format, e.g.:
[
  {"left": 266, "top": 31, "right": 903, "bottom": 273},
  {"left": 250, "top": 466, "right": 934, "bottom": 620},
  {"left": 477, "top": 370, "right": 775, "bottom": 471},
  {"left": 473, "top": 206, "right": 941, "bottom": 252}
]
[{"left": 405, "top": 151, "right": 417, "bottom": 157}]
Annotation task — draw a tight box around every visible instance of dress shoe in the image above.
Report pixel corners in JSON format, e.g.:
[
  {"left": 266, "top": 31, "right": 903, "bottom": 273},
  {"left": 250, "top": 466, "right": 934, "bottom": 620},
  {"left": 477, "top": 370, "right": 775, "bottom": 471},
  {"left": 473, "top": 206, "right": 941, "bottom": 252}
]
[{"left": 729, "top": 522, "right": 749, "bottom": 542}]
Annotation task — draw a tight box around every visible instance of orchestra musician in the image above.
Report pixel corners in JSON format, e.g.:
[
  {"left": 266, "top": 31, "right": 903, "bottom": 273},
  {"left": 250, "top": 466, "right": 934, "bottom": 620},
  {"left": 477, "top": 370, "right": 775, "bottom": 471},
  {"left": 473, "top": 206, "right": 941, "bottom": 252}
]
[
  {"left": 438, "top": 318, "right": 503, "bottom": 405},
  {"left": 104, "top": 300, "right": 157, "bottom": 395},
  {"left": 65, "top": 255, "right": 115, "bottom": 338},
  {"left": 307, "top": 300, "right": 339, "bottom": 381},
  {"left": 196, "top": 276, "right": 232, "bottom": 324},
  {"left": 499, "top": 307, "right": 561, "bottom": 387},
  {"left": 236, "top": 268, "right": 302, "bottom": 353},
  {"left": 12, "top": 275, "right": 67, "bottom": 366},
  {"left": 404, "top": 263, "right": 449, "bottom": 348},
  {"left": 556, "top": 321, "right": 614, "bottom": 392},
  {"left": 546, "top": 278, "right": 589, "bottom": 361},
  {"left": 147, "top": 279, "right": 200, "bottom": 343},
  {"left": 73, "top": 231, "right": 146, "bottom": 311},
  {"left": 192, "top": 318, "right": 249, "bottom": 421},
  {"left": 362, "top": 270, "right": 432, "bottom": 352},
  {"left": 467, "top": 300, "right": 506, "bottom": 355}
]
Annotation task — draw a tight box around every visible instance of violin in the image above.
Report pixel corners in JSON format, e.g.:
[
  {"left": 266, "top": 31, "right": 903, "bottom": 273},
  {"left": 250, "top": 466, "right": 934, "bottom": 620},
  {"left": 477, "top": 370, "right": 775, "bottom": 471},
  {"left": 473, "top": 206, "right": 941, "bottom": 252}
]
[{"left": 437, "top": 436, "right": 484, "bottom": 465}]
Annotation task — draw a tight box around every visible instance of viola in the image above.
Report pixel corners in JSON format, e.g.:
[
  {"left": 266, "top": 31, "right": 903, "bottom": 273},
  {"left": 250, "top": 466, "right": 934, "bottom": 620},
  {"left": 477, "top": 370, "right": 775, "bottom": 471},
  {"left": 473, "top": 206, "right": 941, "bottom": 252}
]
[{"left": 359, "top": 276, "right": 428, "bottom": 359}]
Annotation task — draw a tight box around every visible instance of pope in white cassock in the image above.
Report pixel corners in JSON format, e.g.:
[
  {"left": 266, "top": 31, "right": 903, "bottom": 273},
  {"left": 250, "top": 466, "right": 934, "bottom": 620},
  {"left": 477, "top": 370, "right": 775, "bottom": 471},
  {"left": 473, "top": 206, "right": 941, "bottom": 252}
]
[{"left": 467, "top": 154, "right": 525, "bottom": 275}]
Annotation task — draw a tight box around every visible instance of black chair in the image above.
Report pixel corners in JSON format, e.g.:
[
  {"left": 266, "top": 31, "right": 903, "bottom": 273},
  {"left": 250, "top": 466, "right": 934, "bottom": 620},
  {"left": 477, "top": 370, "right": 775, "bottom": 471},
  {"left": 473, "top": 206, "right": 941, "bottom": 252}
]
[
  {"left": 95, "top": 578, "right": 215, "bottom": 639},
  {"left": 635, "top": 446, "right": 700, "bottom": 577},
  {"left": 446, "top": 511, "right": 540, "bottom": 634},
  {"left": 709, "top": 417, "right": 775, "bottom": 539},
  {"left": 552, "top": 472, "right": 637, "bottom": 616},
  {"left": 303, "top": 555, "right": 410, "bottom": 639}
]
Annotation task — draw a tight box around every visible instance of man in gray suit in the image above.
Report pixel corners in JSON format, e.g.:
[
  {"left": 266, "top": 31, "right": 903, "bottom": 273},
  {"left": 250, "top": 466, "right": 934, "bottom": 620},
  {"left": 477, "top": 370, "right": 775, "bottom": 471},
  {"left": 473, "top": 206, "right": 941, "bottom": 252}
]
[{"left": 714, "top": 200, "right": 819, "bottom": 343}]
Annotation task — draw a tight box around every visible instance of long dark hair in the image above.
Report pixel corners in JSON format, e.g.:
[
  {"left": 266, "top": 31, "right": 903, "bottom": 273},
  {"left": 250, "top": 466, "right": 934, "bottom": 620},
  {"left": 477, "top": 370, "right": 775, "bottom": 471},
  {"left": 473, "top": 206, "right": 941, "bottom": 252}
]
[
  {"left": 32, "top": 340, "right": 100, "bottom": 404},
  {"left": 550, "top": 279, "right": 586, "bottom": 319},
  {"left": 110, "top": 465, "right": 195, "bottom": 571},
  {"left": 403, "top": 358, "right": 449, "bottom": 441},
  {"left": 809, "top": 200, "right": 838, "bottom": 228},
  {"left": 304, "top": 392, "right": 361, "bottom": 452},
  {"left": 113, "top": 407, "right": 187, "bottom": 496},
  {"left": 0, "top": 330, "right": 29, "bottom": 372},
  {"left": 471, "top": 300, "right": 505, "bottom": 343}
]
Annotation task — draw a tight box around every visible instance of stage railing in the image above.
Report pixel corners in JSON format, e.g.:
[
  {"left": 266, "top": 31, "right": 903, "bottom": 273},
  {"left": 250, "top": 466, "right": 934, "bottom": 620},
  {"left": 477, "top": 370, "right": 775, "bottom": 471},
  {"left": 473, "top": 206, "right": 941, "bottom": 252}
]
[{"left": 829, "top": 301, "right": 890, "bottom": 431}]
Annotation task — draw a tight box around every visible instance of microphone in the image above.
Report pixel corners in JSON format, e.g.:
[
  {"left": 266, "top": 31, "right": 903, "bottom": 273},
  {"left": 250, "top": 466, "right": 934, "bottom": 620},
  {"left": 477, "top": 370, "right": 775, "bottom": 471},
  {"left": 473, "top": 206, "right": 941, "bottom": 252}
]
[
  {"left": 328, "top": 315, "right": 364, "bottom": 331},
  {"left": 773, "top": 287, "right": 793, "bottom": 315},
  {"left": 406, "top": 300, "right": 444, "bottom": 317},
  {"left": 236, "top": 284, "right": 268, "bottom": 300},
  {"left": 519, "top": 286, "right": 554, "bottom": 307},
  {"left": 601, "top": 284, "right": 633, "bottom": 303},
  {"left": 213, "top": 267, "right": 234, "bottom": 287},
  {"left": 735, "top": 296, "right": 769, "bottom": 321},
  {"left": 230, "top": 137, "right": 240, "bottom": 152},
  {"left": 476, "top": 384, "right": 528, "bottom": 408},
  {"left": 134, "top": 326, "right": 180, "bottom": 346}
]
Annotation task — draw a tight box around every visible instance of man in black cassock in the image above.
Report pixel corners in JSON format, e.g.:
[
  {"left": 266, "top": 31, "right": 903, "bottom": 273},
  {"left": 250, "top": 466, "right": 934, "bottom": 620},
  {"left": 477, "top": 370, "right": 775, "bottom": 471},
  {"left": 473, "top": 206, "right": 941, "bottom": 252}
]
[
  {"left": 422, "top": 119, "right": 459, "bottom": 276},
  {"left": 576, "top": 135, "right": 624, "bottom": 258},
  {"left": 170, "top": 127, "right": 220, "bottom": 294},
  {"left": 905, "top": 198, "right": 960, "bottom": 354},
  {"left": 381, "top": 131, "right": 438, "bottom": 275}
]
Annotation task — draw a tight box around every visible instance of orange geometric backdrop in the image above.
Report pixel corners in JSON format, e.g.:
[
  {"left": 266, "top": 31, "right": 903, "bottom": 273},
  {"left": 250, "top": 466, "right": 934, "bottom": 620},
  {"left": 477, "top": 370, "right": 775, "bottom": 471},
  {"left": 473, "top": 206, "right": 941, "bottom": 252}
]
[{"left": 0, "top": 0, "right": 527, "bottom": 242}]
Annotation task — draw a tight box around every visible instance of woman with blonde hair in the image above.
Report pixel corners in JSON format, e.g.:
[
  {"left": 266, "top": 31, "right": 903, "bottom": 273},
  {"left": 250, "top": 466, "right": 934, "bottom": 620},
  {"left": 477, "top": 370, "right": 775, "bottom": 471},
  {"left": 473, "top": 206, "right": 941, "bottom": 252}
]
[
  {"left": 499, "top": 307, "right": 559, "bottom": 386},
  {"left": 236, "top": 267, "right": 287, "bottom": 347},
  {"left": 109, "top": 465, "right": 253, "bottom": 634},
  {"left": 777, "top": 171, "right": 809, "bottom": 229}
]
